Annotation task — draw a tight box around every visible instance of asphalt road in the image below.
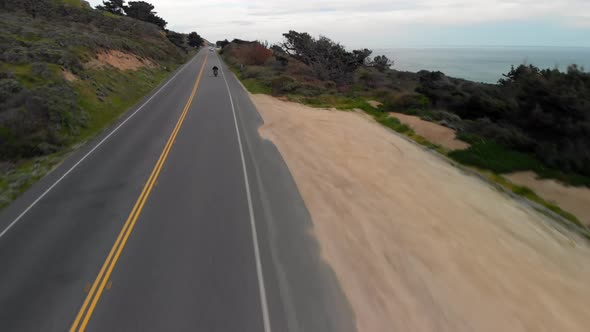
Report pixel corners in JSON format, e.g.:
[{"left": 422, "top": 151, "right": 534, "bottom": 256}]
[{"left": 0, "top": 49, "right": 356, "bottom": 331}]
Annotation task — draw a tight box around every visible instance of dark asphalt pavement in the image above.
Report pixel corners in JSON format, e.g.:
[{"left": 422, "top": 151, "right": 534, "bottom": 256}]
[{"left": 0, "top": 50, "right": 356, "bottom": 331}]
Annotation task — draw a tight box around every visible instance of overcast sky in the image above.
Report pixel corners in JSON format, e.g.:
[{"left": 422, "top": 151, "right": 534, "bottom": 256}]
[{"left": 87, "top": 0, "right": 590, "bottom": 48}]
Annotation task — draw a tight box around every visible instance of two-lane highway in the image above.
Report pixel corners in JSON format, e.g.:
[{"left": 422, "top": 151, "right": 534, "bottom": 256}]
[{"left": 0, "top": 50, "right": 356, "bottom": 331}]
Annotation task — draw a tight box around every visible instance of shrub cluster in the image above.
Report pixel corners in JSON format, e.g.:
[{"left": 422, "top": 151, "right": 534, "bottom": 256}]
[
  {"left": 224, "top": 42, "right": 272, "bottom": 66},
  {"left": 0, "top": 70, "right": 87, "bottom": 158},
  {"left": 416, "top": 65, "right": 590, "bottom": 177}
]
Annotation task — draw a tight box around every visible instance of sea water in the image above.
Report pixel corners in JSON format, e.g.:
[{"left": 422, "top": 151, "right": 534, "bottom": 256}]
[{"left": 375, "top": 47, "right": 590, "bottom": 83}]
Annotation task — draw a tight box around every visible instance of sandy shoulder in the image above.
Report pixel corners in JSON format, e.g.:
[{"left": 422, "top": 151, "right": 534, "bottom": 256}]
[{"left": 251, "top": 94, "right": 590, "bottom": 332}]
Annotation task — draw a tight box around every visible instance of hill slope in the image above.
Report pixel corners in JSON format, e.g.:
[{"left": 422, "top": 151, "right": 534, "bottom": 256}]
[{"left": 0, "top": 0, "right": 191, "bottom": 207}]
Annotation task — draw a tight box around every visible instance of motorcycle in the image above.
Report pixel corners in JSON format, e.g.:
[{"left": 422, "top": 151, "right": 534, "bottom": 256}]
[{"left": 212, "top": 66, "right": 219, "bottom": 77}]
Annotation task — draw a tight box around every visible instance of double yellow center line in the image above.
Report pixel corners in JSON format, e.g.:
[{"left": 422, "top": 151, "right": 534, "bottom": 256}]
[{"left": 70, "top": 55, "right": 208, "bottom": 332}]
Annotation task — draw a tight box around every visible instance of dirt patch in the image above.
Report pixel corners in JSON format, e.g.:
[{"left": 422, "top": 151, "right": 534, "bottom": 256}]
[
  {"left": 251, "top": 93, "right": 590, "bottom": 332},
  {"left": 85, "top": 50, "right": 156, "bottom": 71},
  {"left": 61, "top": 69, "right": 78, "bottom": 82},
  {"left": 506, "top": 171, "right": 590, "bottom": 226},
  {"left": 367, "top": 100, "right": 382, "bottom": 108},
  {"left": 390, "top": 112, "right": 470, "bottom": 150}
]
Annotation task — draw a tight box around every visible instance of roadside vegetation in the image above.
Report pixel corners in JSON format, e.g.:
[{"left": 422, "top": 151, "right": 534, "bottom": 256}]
[
  {"left": 0, "top": 0, "right": 203, "bottom": 208},
  {"left": 219, "top": 32, "right": 590, "bottom": 235}
]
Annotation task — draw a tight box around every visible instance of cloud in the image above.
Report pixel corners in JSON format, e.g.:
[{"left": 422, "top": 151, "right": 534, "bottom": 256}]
[
  {"left": 231, "top": 20, "right": 255, "bottom": 26},
  {"left": 86, "top": 0, "right": 590, "bottom": 47}
]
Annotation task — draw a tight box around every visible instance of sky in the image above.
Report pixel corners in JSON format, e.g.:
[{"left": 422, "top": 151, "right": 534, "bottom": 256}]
[{"left": 87, "top": 0, "right": 590, "bottom": 48}]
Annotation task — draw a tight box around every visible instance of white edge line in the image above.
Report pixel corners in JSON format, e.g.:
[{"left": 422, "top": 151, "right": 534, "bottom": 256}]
[
  {"left": 219, "top": 57, "right": 272, "bottom": 332},
  {"left": 0, "top": 56, "right": 196, "bottom": 240}
]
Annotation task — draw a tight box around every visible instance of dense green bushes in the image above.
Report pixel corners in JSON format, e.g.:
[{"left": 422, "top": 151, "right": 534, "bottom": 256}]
[
  {"left": 449, "top": 140, "right": 590, "bottom": 187},
  {"left": 415, "top": 65, "right": 590, "bottom": 181},
  {"left": 448, "top": 142, "right": 541, "bottom": 173},
  {"left": 371, "top": 55, "right": 393, "bottom": 72},
  {"left": 0, "top": 70, "right": 86, "bottom": 159},
  {"left": 382, "top": 93, "right": 430, "bottom": 112}
]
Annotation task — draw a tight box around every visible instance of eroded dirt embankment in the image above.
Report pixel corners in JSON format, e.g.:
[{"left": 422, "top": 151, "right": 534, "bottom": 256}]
[
  {"left": 251, "top": 94, "right": 590, "bottom": 332},
  {"left": 85, "top": 50, "right": 156, "bottom": 71}
]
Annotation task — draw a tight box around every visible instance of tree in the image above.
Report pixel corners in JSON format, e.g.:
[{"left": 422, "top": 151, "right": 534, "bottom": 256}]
[
  {"left": 498, "top": 64, "right": 539, "bottom": 85},
  {"left": 166, "top": 31, "right": 186, "bottom": 50},
  {"left": 216, "top": 39, "right": 230, "bottom": 48},
  {"left": 20, "top": 0, "right": 48, "bottom": 18},
  {"left": 125, "top": 1, "right": 167, "bottom": 29},
  {"left": 188, "top": 32, "right": 203, "bottom": 48},
  {"left": 271, "top": 45, "right": 289, "bottom": 66},
  {"left": 280, "top": 30, "right": 372, "bottom": 83},
  {"left": 372, "top": 55, "right": 393, "bottom": 72},
  {"left": 96, "top": 0, "right": 126, "bottom": 15}
]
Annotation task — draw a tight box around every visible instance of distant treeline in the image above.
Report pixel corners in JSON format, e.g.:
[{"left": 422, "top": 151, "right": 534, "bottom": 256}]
[
  {"left": 220, "top": 32, "right": 392, "bottom": 84},
  {"left": 96, "top": 1, "right": 204, "bottom": 49},
  {"left": 96, "top": 0, "right": 166, "bottom": 29},
  {"left": 0, "top": 0, "right": 204, "bottom": 50},
  {"left": 219, "top": 32, "right": 590, "bottom": 185}
]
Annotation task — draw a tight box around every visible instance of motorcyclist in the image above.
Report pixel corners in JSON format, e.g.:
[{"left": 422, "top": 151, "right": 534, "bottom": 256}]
[{"left": 212, "top": 66, "right": 219, "bottom": 77}]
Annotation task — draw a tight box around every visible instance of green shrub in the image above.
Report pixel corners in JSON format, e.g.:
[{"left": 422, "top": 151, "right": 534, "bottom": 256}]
[
  {"left": 512, "top": 185, "right": 535, "bottom": 196},
  {"left": 382, "top": 93, "right": 430, "bottom": 112},
  {"left": 0, "top": 76, "right": 22, "bottom": 102},
  {"left": 448, "top": 141, "right": 540, "bottom": 173},
  {"left": 0, "top": 80, "right": 88, "bottom": 159},
  {"left": 452, "top": 134, "right": 590, "bottom": 187},
  {"left": 296, "top": 83, "right": 325, "bottom": 97},
  {"left": 241, "top": 78, "right": 272, "bottom": 94},
  {"left": 31, "top": 62, "right": 51, "bottom": 78},
  {"left": 271, "top": 76, "right": 299, "bottom": 96},
  {"left": 371, "top": 55, "right": 393, "bottom": 72},
  {"left": 377, "top": 116, "right": 413, "bottom": 134},
  {"left": 241, "top": 66, "right": 269, "bottom": 79},
  {"left": 461, "top": 118, "right": 534, "bottom": 151}
]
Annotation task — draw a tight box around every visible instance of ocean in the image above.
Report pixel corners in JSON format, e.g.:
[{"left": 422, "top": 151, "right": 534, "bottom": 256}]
[{"left": 375, "top": 47, "right": 590, "bottom": 84}]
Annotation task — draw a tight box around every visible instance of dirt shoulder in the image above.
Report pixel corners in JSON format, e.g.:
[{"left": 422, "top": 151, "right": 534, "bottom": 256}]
[{"left": 251, "top": 94, "right": 590, "bottom": 332}]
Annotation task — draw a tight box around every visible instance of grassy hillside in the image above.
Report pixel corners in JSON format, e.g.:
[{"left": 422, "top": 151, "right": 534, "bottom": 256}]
[{"left": 0, "top": 0, "right": 191, "bottom": 207}]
